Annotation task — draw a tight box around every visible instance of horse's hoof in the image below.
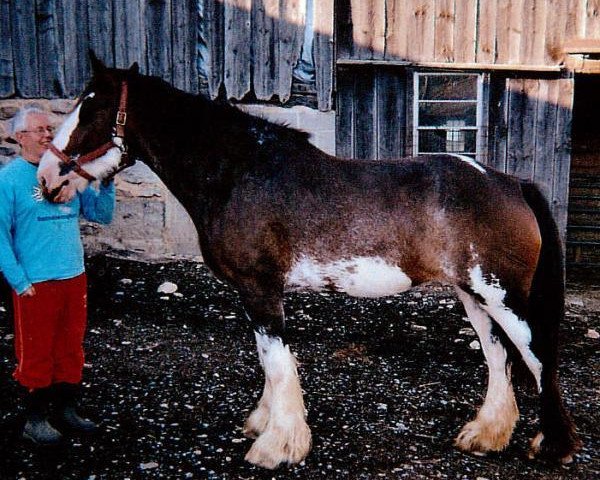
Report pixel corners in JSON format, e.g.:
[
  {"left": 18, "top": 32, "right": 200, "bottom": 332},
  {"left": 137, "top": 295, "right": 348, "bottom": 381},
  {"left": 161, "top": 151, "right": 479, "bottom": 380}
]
[
  {"left": 454, "top": 419, "right": 512, "bottom": 454},
  {"left": 243, "top": 405, "right": 270, "bottom": 439},
  {"left": 244, "top": 420, "right": 311, "bottom": 469},
  {"left": 528, "top": 432, "right": 581, "bottom": 464}
]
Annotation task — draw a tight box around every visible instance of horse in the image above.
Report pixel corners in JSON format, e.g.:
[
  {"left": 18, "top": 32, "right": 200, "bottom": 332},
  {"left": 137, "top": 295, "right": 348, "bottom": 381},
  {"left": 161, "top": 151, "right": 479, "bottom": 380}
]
[{"left": 37, "top": 53, "right": 581, "bottom": 469}]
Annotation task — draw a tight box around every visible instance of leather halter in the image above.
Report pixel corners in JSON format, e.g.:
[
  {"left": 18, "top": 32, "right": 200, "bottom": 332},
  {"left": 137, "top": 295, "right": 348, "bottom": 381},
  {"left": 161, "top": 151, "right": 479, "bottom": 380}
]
[{"left": 48, "top": 80, "right": 133, "bottom": 182}]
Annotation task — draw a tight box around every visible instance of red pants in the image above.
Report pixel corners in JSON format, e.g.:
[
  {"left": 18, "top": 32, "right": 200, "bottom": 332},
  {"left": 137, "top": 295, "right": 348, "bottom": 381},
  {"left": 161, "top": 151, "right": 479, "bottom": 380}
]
[{"left": 12, "top": 274, "right": 87, "bottom": 389}]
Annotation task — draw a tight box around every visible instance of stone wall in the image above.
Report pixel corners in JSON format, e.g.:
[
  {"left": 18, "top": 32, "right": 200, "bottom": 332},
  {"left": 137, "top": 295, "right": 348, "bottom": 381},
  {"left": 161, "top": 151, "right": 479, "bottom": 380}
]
[{"left": 0, "top": 99, "right": 335, "bottom": 261}]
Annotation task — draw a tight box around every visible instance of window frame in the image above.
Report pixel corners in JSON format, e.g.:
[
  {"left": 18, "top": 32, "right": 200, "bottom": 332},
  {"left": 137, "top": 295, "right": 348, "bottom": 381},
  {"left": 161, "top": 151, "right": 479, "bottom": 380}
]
[{"left": 412, "top": 72, "right": 485, "bottom": 161}]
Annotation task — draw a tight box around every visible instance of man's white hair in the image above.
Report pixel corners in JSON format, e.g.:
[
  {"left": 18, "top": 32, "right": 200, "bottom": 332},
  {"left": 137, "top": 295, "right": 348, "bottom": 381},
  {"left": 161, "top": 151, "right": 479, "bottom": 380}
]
[{"left": 10, "top": 104, "right": 52, "bottom": 136}]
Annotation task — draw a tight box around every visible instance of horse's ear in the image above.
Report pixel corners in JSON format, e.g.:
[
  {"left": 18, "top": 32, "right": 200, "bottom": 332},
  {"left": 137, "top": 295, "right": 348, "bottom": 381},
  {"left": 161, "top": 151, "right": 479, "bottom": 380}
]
[
  {"left": 89, "top": 50, "right": 107, "bottom": 75},
  {"left": 129, "top": 62, "right": 140, "bottom": 75}
]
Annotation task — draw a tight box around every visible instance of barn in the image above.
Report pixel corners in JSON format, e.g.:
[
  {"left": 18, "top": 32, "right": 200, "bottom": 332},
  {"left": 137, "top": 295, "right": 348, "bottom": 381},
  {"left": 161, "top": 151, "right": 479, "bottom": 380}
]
[{"left": 0, "top": 0, "right": 599, "bottom": 267}]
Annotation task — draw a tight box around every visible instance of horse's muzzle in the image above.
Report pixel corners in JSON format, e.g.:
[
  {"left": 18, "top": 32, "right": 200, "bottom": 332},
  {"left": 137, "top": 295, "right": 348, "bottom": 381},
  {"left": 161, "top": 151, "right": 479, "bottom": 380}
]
[{"left": 41, "top": 178, "right": 70, "bottom": 203}]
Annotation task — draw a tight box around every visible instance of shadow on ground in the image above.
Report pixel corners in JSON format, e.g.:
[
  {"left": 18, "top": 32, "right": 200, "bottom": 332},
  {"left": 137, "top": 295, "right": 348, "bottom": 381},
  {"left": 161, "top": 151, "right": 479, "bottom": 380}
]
[{"left": 0, "top": 256, "right": 598, "bottom": 479}]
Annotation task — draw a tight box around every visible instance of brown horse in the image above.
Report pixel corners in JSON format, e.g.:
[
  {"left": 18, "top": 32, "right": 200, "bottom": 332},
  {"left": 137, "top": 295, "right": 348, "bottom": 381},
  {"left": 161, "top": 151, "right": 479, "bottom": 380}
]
[{"left": 37, "top": 54, "right": 580, "bottom": 468}]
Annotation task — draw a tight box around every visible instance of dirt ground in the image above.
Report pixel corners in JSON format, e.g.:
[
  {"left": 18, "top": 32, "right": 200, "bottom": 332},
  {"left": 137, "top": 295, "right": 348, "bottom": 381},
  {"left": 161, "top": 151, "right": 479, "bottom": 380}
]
[{"left": 0, "top": 256, "right": 598, "bottom": 480}]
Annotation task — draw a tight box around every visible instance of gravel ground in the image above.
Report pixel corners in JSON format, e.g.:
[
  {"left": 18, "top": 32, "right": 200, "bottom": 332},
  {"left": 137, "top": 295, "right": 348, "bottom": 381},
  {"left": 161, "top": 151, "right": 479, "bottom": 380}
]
[{"left": 0, "top": 256, "right": 598, "bottom": 480}]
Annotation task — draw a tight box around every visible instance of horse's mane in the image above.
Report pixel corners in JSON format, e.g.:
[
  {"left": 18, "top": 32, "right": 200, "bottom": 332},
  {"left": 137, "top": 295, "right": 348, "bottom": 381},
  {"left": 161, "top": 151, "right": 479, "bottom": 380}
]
[{"left": 134, "top": 73, "right": 312, "bottom": 153}]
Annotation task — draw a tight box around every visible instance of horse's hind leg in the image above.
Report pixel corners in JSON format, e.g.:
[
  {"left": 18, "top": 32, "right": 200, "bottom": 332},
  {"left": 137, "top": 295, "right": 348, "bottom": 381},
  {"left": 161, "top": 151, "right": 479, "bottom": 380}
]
[
  {"left": 241, "top": 293, "right": 311, "bottom": 469},
  {"left": 454, "top": 287, "right": 519, "bottom": 454},
  {"left": 467, "top": 266, "right": 581, "bottom": 462}
]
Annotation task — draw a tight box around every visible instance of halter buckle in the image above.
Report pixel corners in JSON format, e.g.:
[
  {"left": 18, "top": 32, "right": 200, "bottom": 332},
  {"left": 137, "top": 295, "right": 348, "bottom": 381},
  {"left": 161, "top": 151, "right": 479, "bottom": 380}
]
[{"left": 116, "top": 111, "right": 127, "bottom": 126}]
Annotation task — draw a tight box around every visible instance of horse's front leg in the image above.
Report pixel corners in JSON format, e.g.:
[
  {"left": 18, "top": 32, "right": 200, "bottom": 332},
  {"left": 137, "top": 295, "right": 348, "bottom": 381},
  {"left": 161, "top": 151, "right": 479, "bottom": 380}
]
[{"left": 241, "top": 294, "right": 311, "bottom": 469}]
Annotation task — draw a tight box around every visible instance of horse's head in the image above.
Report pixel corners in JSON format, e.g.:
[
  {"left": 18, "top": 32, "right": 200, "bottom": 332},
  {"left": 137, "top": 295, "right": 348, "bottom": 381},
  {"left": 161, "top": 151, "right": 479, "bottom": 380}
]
[{"left": 37, "top": 51, "right": 139, "bottom": 202}]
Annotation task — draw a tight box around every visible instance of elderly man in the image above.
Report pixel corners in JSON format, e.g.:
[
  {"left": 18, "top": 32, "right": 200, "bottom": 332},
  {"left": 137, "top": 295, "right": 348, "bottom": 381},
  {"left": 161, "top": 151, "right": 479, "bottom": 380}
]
[{"left": 0, "top": 105, "right": 115, "bottom": 445}]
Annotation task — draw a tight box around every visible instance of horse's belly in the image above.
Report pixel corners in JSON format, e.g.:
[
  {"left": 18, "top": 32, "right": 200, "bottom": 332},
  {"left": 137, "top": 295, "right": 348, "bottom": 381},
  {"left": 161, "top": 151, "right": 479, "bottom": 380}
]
[{"left": 285, "top": 256, "right": 412, "bottom": 298}]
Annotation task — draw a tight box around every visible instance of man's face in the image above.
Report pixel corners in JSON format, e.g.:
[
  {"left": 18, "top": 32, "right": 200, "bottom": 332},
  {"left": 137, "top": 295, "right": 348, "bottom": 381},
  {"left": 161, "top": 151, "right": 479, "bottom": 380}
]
[{"left": 15, "top": 112, "right": 55, "bottom": 163}]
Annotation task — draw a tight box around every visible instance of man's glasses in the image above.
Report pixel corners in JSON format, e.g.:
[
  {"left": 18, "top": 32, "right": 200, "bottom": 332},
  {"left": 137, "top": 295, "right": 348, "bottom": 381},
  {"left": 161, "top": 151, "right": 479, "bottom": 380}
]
[{"left": 20, "top": 126, "right": 56, "bottom": 135}]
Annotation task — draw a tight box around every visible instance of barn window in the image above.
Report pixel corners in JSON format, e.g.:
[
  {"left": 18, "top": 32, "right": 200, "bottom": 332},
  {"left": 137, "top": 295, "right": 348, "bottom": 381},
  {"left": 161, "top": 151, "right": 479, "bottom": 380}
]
[{"left": 413, "top": 73, "right": 484, "bottom": 160}]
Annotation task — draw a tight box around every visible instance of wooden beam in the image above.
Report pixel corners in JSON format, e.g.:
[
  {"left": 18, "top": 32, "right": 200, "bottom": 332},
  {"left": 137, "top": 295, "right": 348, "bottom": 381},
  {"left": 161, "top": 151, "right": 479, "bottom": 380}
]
[
  {"left": 563, "top": 38, "right": 600, "bottom": 54},
  {"left": 336, "top": 58, "right": 563, "bottom": 72}
]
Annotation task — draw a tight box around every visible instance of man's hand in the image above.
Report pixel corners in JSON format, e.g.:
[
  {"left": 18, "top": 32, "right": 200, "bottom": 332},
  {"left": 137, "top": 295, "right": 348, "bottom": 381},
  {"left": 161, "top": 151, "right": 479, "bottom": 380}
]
[{"left": 21, "top": 286, "right": 36, "bottom": 297}]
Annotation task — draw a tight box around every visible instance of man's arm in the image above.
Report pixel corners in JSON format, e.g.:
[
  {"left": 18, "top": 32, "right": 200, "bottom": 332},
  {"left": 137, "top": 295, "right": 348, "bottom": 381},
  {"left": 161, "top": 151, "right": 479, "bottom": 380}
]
[
  {"left": 79, "top": 180, "right": 116, "bottom": 225},
  {"left": 0, "top": 182, "right": 32, "bottom": 294}
]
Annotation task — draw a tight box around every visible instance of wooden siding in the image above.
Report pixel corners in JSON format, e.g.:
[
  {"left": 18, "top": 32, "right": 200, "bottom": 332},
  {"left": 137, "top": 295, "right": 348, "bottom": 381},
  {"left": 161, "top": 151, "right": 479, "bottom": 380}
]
[
  {"left": 336, "top": 67, "right": 573, "bottom": 239},
  {"left": 0, "top": 0, "right": 198, "bottom": 99},
  {"left": 336, "top": 66, "right": 407, "bottom": 160},
  {"left": 205, "top": 0, "right": 334, "bottom": 110},
  {"left": 340, "top": 0, "right": 600, "bottom": 68}
]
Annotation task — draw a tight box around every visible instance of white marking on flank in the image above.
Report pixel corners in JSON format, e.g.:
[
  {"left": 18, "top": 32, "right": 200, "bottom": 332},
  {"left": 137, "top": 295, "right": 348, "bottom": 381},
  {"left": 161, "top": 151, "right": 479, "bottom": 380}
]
[
  {"left": 286, "top": 256, "right": 412, "bottom": 298},
  {"left": 468, "top": 264, "right": 542, "bottom": 391},
  {"left": 450, "top": 154, "right": 487, "bottom": 174}
]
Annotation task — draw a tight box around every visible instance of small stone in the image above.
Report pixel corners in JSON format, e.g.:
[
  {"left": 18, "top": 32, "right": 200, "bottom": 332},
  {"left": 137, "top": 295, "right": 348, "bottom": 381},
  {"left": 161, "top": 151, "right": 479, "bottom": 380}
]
[
  {"left": 411, "top": 324, "right": 427, "bottom": 331},
  {"left": 585, "top": 329, "right": 599, "bottom": 339},
  {"left": 139, "top": 462, "right": 159, "bottom": 470},
  {"left": 157, "top": 281, "right": 178, "bottom": 294},
  {"left": 469, "top": 340, "right": 481, "bottom": 350},
  {"left": 120, "top": 278, "right": 133, "bottom": 285}
]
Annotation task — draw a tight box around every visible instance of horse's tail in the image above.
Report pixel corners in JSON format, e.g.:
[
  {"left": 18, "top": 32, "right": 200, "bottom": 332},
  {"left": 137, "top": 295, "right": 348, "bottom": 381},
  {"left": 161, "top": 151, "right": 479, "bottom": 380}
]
[
  {"left": 520, "top": 180, "right": 581, "bottom": 460},
  {"left": 520, "top": 180, "right": 564, "bottom": 346}
]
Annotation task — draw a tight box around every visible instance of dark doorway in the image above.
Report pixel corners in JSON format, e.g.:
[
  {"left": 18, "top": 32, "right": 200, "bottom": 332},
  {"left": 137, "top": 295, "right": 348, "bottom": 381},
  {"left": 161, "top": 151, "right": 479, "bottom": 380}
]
[{"left": 568, "top": 75, "right": 600, "bottom": 266}]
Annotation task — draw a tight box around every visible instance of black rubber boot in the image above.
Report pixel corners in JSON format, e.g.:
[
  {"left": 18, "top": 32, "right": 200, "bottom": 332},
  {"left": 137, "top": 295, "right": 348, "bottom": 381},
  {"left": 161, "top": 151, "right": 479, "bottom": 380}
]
[
  {"left": 23, "top": 388, "right": 63, "bottom": 445},
  {"left": 54, "top": 383, "right": 98, "bottom": 433}
]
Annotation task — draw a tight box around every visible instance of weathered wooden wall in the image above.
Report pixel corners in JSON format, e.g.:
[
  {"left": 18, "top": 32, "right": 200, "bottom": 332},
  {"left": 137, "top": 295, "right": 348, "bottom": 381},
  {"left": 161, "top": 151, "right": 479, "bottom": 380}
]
[
  {"left": 336, "top": 68, "right": 573, "bottom": 236},
  {"left": 204, "top": 0, "right": 334, "bottom": 110},
  {"left": 338, "top": 0, "right": 600, "bottom": 67},
  {"left": 0, "top": 0, "right": 198, "bottom": 99}
]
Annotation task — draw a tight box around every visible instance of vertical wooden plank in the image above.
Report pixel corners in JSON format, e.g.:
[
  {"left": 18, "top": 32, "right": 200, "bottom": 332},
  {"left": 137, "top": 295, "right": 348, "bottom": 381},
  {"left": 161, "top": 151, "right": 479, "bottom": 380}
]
[
  {"left": 172, "top": 0, "right": 196, "bottom": 91},
  {"left": 204, "top": 0, "right": 224, "bottom": 99},
  {"left": 552, "top": 77, "right": 574, "bottom": 242},
  {"left": 487, "top": 75, "right": 509, "bottom": 171},
  {"left": 277, "top": 0, "right": 306, "bottom": 102},
  {"left": 586, "top": 0, "right": 600, "bottom": 38},
  {"left": 565, "top": 0, "right": 587, "bottom": 39},
  {"left": 335, "top": 66, "right": 355, "bottom": 158},
  {"left": 545, "top": 0, "right": 568, "bottom": 65},
  {"left": 335, "top": 0, "right": 354, "bottom": 60},
  {"left": 252, "top": 0, "right": 278, "bottom": 100},
  {"left": 409, "top": 0, "right": 435, "bottom": 62},
  {"left": 36, "top": 0, "right": 65, "bottom": 97},
  {"left": 434, "top": 0, "right": 455, "bottom": 63},
  {"left": 496, "top": 0, "right": 523, "bottom": 64},
  {"left": 376, "top": 67, "right": 406, "bottom": 159},
  {"left": 314, "top": 0, "right": 333, "bottom": 111},
  {"left": 477, "top": 0, "right": 497, "bottom": 63},
  {"left": 187, "top": 0, "right": 198, "bottom": 93},
  {"left": 146, "top": 0, "right": 172, "bottom": 83},
  {"left": 12, "top": 0, "right": 40, "bottom": 97},
  {"left": 507, "top": 78, "right": 538, "bottom": 180},
  {"left": 354, "top": 67, "right": 376, "bottom": 160},
  {"left": 478, "top": 72, "right": 491, "bottom": 164},
  {"left": 520, "top": 0, "right": 547, "bottom": 65},
  {"left": 454, "top": 0, "right": 477, "bottom": 62},
  {"left": 87, "top": 0, "right": 114, "bottom": 65},
  {"left": 385, "top": 0, "right": 409, "bottom": 60},
  {"left": 0, "top": 0, "right": 15, "bottom": 97},
  {"left": 224, "top": 0, "right": 251, "bottom": 100},
  {"left": 114, "top": 0, "right": 146, "bottom": 71},
  {"left": 350, "top": 0, "right": 385, "bottom": 60},
  {"left": 533, "top": 80, "right": 559, "bottom": 200},
  {"left": 59, "top": 0, "right": 89, "bottom": 97}
]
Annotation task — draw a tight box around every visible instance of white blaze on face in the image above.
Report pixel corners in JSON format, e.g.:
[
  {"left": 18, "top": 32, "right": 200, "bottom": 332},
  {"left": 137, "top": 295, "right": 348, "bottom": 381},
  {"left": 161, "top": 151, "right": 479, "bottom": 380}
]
[
  {"left": 286, "top": 256, "right": 412, "bottom": 298},
  {"left": 468, "top": 264, "right": 542, "bottom": 391},
  {"left": 52, "top": 102, "right": 83, "bottom": 150},
  {"left": 450, "top": 154, "right": 486, "bottom": 174}
]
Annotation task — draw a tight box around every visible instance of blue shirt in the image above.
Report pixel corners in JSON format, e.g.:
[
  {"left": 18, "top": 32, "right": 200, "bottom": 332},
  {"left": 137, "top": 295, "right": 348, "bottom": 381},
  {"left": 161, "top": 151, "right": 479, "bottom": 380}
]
[{"left": 0, "top": 157, "right": 115, "bottom": 294}]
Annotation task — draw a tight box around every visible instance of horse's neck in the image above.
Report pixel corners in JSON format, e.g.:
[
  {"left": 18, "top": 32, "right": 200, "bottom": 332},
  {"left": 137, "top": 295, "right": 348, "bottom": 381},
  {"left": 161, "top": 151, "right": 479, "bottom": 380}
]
[{"left": 130, "top": 95, "right": 257, "bottom": 214}]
